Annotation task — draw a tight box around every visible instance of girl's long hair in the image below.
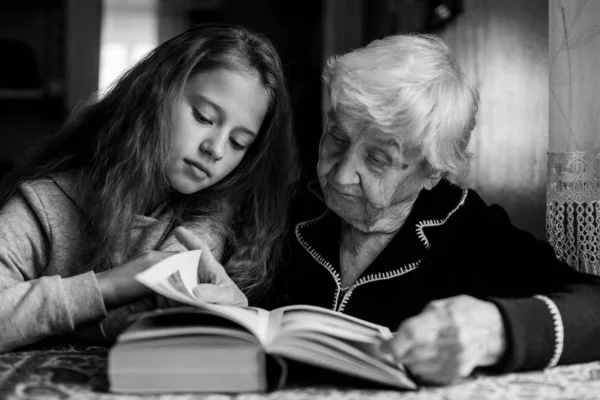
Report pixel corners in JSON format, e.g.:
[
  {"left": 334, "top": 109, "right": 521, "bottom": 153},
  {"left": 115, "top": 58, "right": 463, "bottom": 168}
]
[{"left": 0, "top": 24, "right": 300, "bottom": 301}]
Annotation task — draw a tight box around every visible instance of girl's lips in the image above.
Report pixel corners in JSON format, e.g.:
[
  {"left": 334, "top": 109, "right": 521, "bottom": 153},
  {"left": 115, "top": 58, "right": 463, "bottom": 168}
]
[{"left": 185, "top": 160, "right": 212, "bottom": 178}]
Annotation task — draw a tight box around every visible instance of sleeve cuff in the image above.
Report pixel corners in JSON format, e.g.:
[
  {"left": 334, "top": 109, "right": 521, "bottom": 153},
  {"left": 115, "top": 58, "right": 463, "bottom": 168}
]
[
  {"left": 532, "top": 295, "right": 564, "bottom": 368},
  {"left": 486, "top": 296, "right": 560, "bottom": 373}
]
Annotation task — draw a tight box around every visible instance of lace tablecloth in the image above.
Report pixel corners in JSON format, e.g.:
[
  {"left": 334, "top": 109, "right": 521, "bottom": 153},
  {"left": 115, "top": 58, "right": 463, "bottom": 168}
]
[{"left": 1, "top": 343, "right": 600, "bottom": 400}]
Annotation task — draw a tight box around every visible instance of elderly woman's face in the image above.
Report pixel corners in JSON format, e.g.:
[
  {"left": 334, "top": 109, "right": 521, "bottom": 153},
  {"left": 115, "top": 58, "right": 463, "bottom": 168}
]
[{"left": 317, "top": 110, "right": 428, "bottom": 233}]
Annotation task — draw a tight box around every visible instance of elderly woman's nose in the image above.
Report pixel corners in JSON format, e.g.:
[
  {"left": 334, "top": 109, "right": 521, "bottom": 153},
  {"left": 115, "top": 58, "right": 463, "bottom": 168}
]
[{"left": 332, "top": 151, "right": 360, "bottom": 186}]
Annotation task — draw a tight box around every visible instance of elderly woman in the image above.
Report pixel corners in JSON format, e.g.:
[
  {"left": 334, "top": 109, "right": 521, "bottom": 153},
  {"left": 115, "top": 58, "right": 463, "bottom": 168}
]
[{"left": 263, "top": 33, "right": 600, "bottom": 384}]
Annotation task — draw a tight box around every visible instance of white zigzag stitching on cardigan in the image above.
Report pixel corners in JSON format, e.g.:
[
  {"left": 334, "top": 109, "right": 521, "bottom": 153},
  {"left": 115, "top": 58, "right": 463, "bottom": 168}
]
[
  {"left": 337, "top": 259, "right": 422, "bottom": 313},
  {"left": 297, "top": 184, "right": 465, "bottom": 312},
  {"left": 295, "top": 210, "right": 341, "bottom": 310},
  {"left": 415, "top": 188, "right": 469, "bottom": 248},
  {"left": 533, "top": 295, "right": 564, "bottom": 368},
  {"left": 307, "top": 180, "right": 325, "bottom": 203}
]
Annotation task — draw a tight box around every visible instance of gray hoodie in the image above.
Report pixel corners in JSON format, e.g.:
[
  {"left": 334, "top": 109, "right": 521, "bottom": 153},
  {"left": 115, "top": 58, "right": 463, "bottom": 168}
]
[{"left": 0, "top": 171, "right": 225, "bottom": 352}]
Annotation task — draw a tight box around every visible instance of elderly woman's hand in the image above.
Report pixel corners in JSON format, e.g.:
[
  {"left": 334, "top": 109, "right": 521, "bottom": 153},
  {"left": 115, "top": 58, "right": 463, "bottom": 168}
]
[
  {"left": 379, "top": 295, "right": 506, "bottom": 385},
  {"left": 173, "top": 227, "right": 248, "bottom": 307}
]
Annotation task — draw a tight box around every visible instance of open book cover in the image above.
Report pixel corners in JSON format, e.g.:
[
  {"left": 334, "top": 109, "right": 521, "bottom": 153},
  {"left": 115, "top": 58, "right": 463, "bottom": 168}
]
[{"left": 107, "top": 250, "right": 417, "bottom": 393}]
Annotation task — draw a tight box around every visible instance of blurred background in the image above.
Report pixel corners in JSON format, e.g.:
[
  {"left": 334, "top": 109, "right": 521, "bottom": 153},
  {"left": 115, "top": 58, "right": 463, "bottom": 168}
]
[{"left": 0, "top": 0, "right": 548, "bottom": 239}]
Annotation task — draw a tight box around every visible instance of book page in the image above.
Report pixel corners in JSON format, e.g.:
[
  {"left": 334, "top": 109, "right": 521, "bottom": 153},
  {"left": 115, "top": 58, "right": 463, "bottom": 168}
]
[
  {"left": 273, "top": 304, "right": 393, "bottom": 343},
  {"left": 134, "top": 250, "right": 270, "bottom": 343},
  {"left": 118, "top": 307, "right": 260, "bottom": 344},
  {"left": 271, "top": 335, "right": 417, "bottom": 389},
  {"left": 269, "top": 332, "right": 416, "bottom": 390},
  {"left": 265, "top": 305, "right": 415, "bottom": 389}
]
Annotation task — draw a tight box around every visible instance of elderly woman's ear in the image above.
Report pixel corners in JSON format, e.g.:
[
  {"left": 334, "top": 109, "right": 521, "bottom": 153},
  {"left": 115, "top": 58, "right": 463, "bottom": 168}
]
[{"left": 423, "top": 171, "right": 443, "bottom": 191}]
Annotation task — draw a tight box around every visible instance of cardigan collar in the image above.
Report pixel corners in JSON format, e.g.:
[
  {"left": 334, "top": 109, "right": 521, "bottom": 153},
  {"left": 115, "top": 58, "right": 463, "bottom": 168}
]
[{"left": 295, "top": 179, "right": 469, "bottom": 280}]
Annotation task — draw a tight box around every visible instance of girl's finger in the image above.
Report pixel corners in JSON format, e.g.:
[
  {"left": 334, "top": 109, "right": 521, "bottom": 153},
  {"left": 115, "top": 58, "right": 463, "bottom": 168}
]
[
  {"left": 174, "top": 227, "right": 208, "bottom": 253},
  {"left": 174, "top": 227, "right": 228, "bottom": 282},
  {"left": 192, "top": 284, "right": 234, "bottom": 304}
]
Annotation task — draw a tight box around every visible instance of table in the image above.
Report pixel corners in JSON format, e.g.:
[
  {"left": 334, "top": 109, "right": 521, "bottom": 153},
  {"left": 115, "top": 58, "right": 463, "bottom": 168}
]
[{"left": 1, "top": 343, "right": 600, "bottom": 400}]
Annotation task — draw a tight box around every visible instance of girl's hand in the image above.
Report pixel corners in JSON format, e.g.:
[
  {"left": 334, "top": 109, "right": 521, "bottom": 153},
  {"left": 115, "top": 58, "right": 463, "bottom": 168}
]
[
  {"left": 96, "top": 251, "right": 177, "bottom": 309},
  {"left": 174, "top": 227, "right": 248, "bottom": 307}
]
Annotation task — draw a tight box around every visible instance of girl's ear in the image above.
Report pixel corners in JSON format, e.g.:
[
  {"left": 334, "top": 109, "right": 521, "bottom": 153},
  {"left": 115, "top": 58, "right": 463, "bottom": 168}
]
[{"left": 423, "top": 171, "right": 443, "bottom": 191}]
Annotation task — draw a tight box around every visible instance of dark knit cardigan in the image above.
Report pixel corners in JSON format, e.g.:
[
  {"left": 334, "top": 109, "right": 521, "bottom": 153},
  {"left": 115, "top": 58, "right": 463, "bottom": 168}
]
[{"left": 265, "top": 179, "right": 600, "bottom": 374}]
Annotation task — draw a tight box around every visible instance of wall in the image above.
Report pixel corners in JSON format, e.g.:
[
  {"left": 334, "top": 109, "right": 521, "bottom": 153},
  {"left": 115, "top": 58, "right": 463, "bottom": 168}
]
[
  {"left": 0, "top": 0, "right": 102, "bottom": 170},
  {"left": 440, "top": 0, "right": 549, "bottom": 239},
  {"left": 0, "top": 0, "right": 65, "bottom": 170},
  {"left": 66, "top": 0, "right": 102, "bottom": 110},
  {"left": 321, "top": 0, "right": 364, "bottom": 121}
]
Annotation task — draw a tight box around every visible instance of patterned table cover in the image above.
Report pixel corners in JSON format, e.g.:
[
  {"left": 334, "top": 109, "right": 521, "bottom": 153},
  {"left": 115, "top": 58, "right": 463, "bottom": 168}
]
[{"left": 1, "top": 343, "right": 600, "bottom": 400}]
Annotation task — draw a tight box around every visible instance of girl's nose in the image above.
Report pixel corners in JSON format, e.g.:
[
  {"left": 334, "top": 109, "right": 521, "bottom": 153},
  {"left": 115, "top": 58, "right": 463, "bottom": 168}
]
[{"left": 199, "top": 134, "right": 226, "bottom": 161}]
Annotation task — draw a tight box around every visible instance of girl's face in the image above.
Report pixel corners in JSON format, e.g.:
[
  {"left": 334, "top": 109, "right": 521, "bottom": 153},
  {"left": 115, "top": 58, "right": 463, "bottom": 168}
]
[{"left": 167, "top": 68, "right": 269, "bottom": 194}]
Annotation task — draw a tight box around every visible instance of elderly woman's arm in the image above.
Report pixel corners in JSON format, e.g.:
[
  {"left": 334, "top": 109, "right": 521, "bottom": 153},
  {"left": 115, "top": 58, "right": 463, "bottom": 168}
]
[
  {"left": 381, "top": 203, "right": 600, "bottom": 384},
  {"left": 478, "top": 205, "right": 600, "bottom": 372},
  {"left": 489, "top": 273, "right": 600, "bottom": 371},
  {"left": 479, "top": 208, "right": 600, "bottom": 372}
]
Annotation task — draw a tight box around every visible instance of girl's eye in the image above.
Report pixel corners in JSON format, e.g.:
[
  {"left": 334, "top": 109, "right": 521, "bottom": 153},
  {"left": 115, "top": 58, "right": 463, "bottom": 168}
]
[
  {"left": 229, "top": 138, "right": 246, "bottom": 151},
  {"left": 193, "top": 109, "right": 213, "bottom": 125}
]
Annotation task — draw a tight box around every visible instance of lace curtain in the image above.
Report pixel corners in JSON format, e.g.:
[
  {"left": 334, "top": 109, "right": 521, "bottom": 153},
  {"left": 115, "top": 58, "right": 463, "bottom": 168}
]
[{"left": 547, "top": 0, "right": 600, "bottom": 274}]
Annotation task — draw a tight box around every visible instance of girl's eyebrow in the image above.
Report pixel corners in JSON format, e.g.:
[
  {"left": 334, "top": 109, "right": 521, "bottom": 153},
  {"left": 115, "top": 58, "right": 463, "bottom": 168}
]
[
  {"left": 192, "top": 94, "right": 257, "bottom": 137},
  {"left": 192, "top": 94, "right": 223, "bottom": 115}
]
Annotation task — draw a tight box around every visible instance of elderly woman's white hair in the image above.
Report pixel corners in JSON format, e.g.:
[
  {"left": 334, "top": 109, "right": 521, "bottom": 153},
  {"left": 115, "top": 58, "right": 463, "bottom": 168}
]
[{"left": 323, "top": 33, "right": 479, "bottom": 184}]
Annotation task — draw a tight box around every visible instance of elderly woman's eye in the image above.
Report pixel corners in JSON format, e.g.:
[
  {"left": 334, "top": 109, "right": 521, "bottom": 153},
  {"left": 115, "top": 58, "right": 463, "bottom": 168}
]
[
  {"left": 329, "top": 130, "right": 346, "bottom": 144},
  {"left": 367, "top": 153, "right": 387, "bottom": 166}
]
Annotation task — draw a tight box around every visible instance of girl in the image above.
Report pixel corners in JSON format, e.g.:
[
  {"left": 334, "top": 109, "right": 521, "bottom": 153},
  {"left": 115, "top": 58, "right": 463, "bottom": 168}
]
[{"left": 0, "top": 24, "right": 299, "bottom": 352}]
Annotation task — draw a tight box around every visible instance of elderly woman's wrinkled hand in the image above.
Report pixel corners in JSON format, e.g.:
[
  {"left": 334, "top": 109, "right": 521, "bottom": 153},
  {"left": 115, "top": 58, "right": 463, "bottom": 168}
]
[
  {"left": 174, "top": 227, "right": 248, "bottom": 307},
  {"left": 380, "top": 295, "right": 506, "bottom": 385}
]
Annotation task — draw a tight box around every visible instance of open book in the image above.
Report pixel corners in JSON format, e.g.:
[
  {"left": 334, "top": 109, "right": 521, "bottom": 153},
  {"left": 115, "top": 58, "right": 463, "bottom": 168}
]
[{"left": 108, "top": 250, "right": 416, "bottom": 393}]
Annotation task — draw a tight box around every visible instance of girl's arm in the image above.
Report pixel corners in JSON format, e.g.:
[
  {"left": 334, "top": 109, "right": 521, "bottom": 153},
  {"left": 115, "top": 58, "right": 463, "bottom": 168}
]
[
  {"left": 70, "top": 220, "right": 231, "bottom": 342},
  {"left": 0, "top": 192, "right": 107, "bottom": 352},
  {"left": 68, "top": 219, "right": 237, "bottom": 342}
]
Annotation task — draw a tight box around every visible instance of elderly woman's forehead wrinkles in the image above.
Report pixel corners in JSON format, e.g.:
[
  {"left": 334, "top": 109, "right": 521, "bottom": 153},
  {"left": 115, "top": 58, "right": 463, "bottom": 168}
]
[
  {"left": 331, "top": 105, "right": 356, "bottom": 121},
  {"left": 369, "top": 130, "right": 402, "bottom": 154},
  {"left": 370, "top": 123, "right": 421, "bottom": 160},
  {"left": 331, "top": 108, "right": 367, "bottom": 132}
]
